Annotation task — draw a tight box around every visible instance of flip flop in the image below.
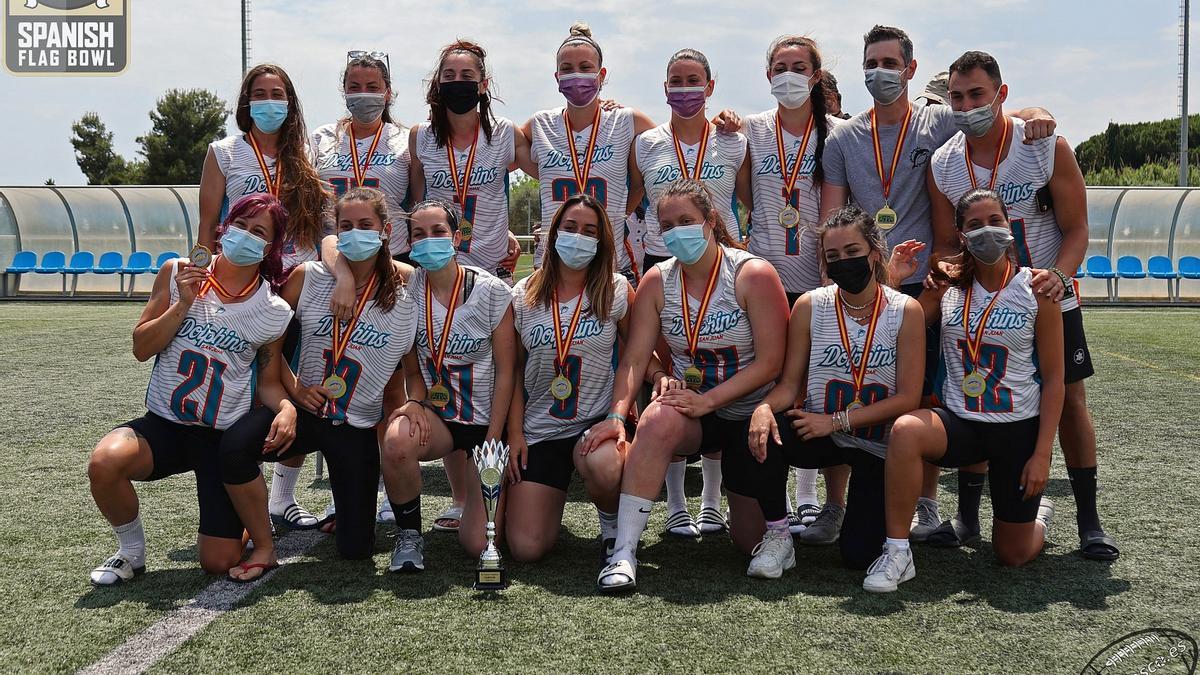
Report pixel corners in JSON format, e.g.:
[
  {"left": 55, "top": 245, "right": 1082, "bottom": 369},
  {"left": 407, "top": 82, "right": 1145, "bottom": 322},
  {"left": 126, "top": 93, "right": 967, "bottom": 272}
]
[
  {"left": 1080, "top": 530, "right": 1120, "bottom": 561},
  {"left": 228, "top": 561, "right": 279, "bottom": 584},
  {"left": 432, "top": 505, "right": 463, "bottom": 532}
]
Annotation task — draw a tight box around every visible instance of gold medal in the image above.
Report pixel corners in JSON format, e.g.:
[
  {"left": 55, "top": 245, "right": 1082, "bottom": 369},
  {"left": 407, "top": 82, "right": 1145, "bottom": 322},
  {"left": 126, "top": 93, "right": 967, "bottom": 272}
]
[
  {"left": 188, "top": 244, "right": 212, "bottom": 268},
  {"left": 459, "top": 219, "right": 473, "bottom": 241},
  {"left": 962, "top": 371, "right": 987, "bottom": 398},
  {"left": 875, "top": 206, "right": 898, "bottom": 230},
  {"left": 778, "top": 205, "right": 801, "bottom": 229},
  {"left": 550, "top": 374, "right": 573, "bottom": 401},
  {"left": 429, "top": 383, "right": 451, "bottom": 408},
  {"left": 683, "top": 366, "right": 703, "bottom": 391},
  {"left": 323, "top": 374, "right": 348, "bottom": 399},
  {"left": 845, "top": 399, "right": 864, "bottom": 412}
]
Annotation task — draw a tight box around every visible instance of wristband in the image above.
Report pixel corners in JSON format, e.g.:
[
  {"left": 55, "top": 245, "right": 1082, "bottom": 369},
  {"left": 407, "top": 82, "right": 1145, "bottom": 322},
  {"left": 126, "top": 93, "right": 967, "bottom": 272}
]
[
  {"left": 605, "top": 412, "right": 627, "bottom": 424},
  {"left": 1049, "top": 267, "right": 1075, "bottom": 298}
]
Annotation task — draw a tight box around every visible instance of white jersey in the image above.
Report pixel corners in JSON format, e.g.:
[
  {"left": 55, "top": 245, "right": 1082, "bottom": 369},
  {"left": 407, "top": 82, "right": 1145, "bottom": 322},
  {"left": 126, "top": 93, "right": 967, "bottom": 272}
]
[
  {"left": 293, "top": 262, "right": 417, "bottom": 429},
  {"left": 658, "top": 246, "right": 766, "bottom": 420},
  {"left": 804, "top": 284, "right": 908, "bottom": 459},
  {"left": 513, "top": 274, "right": 629, "bottom": 445},
  {"left": 636, "top": 123, "right": 746, "bottom": 257},
  {"left": 745, "top": 111, "right": 843, "bottom": 294},
  {"left": 529, "top": 107, "right": 637, "bottom": 274},
  {"left": 145, "top": 260, "right": 292, "bottom": 430},
  {"left": 209, "top": 133, "right": 322, "bottom": 271},
  {"left": 312, "top": 121, "right": 411, "bottom": 255},
  {"left": 410, "top": 265, "right": 512, "bottom": 426},
  {"left": 938, "top": 268, "right": 1041, "bottom": 422},
  {"left": 415, "top": 119, "right": 515, "bottom": 275},
  {"left": 930, "top": 119, "right": 1075, "bottom": 310}
]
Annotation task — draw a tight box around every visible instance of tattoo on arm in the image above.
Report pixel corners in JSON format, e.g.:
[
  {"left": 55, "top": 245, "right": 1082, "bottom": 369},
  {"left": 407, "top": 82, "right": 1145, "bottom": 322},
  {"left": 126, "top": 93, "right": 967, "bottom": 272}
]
[{"left": 258, "top": 345, "right": 275, "bottom": 370}]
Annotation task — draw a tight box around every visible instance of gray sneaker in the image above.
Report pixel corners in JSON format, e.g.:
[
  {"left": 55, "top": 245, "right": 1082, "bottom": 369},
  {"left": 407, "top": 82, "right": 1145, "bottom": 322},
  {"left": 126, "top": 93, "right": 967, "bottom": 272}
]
[
  {"left": 909, "top": 497, "right": 941, "bottom": 542},
  {"left": 798, "top": 503, "right": 845, "bottom": 545},
  {"left": 388, "top": 528, "right": 425, "bottom": 573}
]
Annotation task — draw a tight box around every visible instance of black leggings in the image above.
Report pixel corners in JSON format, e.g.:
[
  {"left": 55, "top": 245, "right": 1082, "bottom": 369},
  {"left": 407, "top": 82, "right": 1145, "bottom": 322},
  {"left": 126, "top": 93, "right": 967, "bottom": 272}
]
[
  {"left": 723, "top": 413, "right": 885, "bottom": 570},
  {"left": 221, "top": 406, "right": 380, "bottom": 560}
]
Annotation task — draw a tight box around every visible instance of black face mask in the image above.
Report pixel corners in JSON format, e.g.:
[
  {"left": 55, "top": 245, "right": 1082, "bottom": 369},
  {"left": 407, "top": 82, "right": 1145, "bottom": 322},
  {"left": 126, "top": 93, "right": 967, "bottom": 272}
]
[
  {"left": 439, "top": 80, "right": 481, "bottom": 115},
  {"left": 826, "top": 255, "right": 873, "bottom": 294}
]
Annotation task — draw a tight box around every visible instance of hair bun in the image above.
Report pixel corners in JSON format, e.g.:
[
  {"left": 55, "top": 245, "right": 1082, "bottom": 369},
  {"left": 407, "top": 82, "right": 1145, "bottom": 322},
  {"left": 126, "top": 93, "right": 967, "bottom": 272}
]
[{"left": 568, "top": 21, "right": 592, "bottom": 38}]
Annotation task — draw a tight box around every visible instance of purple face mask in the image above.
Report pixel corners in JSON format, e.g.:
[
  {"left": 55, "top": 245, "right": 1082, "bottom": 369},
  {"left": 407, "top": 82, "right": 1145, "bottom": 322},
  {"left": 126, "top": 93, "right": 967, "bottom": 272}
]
[
  {"left": 666, "top": 85, "right": 707, "bottom": 119},
  {"left": 557, "top": 72, "right": 601, "bottom": 107}
]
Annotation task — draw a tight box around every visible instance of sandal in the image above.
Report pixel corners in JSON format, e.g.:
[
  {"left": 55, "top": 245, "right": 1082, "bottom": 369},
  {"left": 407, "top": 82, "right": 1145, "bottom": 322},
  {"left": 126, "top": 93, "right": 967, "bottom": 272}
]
[
  {"left": 1080, "top": 530, "right": 1120, "bottom": 561},
  {"left": 270, "top": 503, "right": 319, "bottom": 530},
  {"left": 432, "top": 505, "right": 463, "bottom": 532},
  {"left": 664, "top": 509, "right": 699, "bottom": 538},
  {"left": 228, "top": 561, "right": 279, "bottom": 584}
]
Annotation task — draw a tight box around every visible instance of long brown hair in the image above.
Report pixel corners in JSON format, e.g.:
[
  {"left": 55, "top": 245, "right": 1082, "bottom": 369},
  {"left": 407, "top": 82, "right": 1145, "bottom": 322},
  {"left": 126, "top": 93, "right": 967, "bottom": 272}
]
[
  {"left": 333, "top": 187, "right": 402, "bottom": 312},
  {"left": 766, "top": 35, "right": 829, "bottom": 184},
  {"left": 817, "top": 205, "right": 889, "bottom": 286},
  {"left": 657, "top": 178, "right": 744, "bottom": 250},
  {"left": 524, "top": 193, "right": 616, "bottom": 321},
  {"left": 235, "top": 63, "right": 329, "bottom": 252},
  {"left": 425, "top": 40, "right": 499, "bottom": 148},
  {"left": 932, "top": 188, "right": 1017, "bottom": 289}
]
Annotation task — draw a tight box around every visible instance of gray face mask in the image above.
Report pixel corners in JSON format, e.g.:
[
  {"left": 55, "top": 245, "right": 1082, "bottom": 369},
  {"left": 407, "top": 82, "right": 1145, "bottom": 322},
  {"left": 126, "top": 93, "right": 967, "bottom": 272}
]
[
  {"left": 963, "top": 225, "right": 1014, "bottom": 264},
  {"left": 345, "top": 93, "right": 387, "bottom": 124},
  {"left": 864, "top": 67, "right": 906, "bottom": 105},
  {"left": 953, "top": 94, "right": 999, "bottom": 137}
]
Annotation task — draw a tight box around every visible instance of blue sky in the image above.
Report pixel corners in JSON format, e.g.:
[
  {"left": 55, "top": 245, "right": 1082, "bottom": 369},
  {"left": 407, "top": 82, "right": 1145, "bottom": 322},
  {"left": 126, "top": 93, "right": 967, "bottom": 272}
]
[{"left": 0, "top": 0, "right": 1191, "bottom": 184}]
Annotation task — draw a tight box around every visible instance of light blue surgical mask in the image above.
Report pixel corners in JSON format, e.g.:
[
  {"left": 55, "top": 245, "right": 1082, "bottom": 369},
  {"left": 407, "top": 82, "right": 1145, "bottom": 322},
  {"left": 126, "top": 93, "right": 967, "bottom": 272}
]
[
  {"left": 219, "top": 227, "right": 269, "bottom": 266},
  {"left": 337, "top": 228, "right": 384, "bottom": 261},
  {"left": 554, "top": 231, "right": 598, "bottom": 270},
  {"left": 410, "top": 236, "right": 456, "bottom": 271},
  {"left": 249, "top": 99, "right": 288, "bottom": 134},
  {"left": 662, "top": 223, "right": 710, "bottom": 264}
]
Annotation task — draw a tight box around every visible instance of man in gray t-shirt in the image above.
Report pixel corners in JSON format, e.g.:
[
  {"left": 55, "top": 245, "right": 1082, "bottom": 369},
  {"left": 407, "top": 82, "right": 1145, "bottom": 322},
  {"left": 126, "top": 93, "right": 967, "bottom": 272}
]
[{"left": 821, "top": 25, "right": 1054, "bottom": 288}]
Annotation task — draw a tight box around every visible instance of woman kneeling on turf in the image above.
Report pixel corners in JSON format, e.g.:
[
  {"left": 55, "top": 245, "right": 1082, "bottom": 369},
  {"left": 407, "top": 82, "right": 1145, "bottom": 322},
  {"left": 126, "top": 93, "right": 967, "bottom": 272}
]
[
  {"left": 738, "top": 206, "right": 924, "bottom": 579},
  {"left": 505, "top": 194, "right": 639, "bottom": 564},
  {"left": 863, "top": 188, "right": 1064, "bottom": 593},
  {"left": 585, "top": 178, "right": 788, "bottom": 593},
  {"left": 380, "top": 200, "right": 516, "bottom": 573},
  {"left": 87, "top": 194, "right": 295, "bottom": 585},
  {"left": 219, "top": 188, "right": 418, "bottom": 578}
]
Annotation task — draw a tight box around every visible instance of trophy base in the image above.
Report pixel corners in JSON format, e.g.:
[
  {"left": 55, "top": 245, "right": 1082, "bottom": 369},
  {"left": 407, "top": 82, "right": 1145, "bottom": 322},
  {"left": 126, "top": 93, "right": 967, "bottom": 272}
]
[{"left": 474, "top": 566, "right": 508, "bottom": 591}]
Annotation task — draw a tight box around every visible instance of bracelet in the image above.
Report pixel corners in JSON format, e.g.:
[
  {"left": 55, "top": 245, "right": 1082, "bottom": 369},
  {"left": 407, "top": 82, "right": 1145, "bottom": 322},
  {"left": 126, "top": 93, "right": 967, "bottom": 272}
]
[
  {"left": 835, "top": 410, "right": 852, "bottom": 434},
  {"left": 605, "top": 412, "right": 627, "bottom": 424},
  {"left": 1049, "top": 267, "right": 1075, "bottom": 298}
]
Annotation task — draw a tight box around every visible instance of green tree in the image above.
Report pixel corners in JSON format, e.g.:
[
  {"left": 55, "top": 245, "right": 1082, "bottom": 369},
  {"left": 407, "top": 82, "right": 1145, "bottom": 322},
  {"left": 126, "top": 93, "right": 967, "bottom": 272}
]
[
  {"left": 137, "top": 89, "right": 228, "bottom": 184},
  {"left": 508, "top": 174, "right": 541, "bottom": 238},
  {"left": 70, "top": 113, "right": 139, "bottom": 184}
]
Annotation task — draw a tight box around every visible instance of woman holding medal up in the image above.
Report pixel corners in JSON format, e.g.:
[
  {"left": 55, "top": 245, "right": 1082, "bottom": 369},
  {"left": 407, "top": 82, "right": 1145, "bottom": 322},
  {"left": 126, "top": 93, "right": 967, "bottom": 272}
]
[
  {"left": 520, "top": 22, "right": 656, "bottom": 280},
  {"left": 505, "top": 194, "right": 640, "bottom": 564},
  {"left": 219, "top": 188, "right": 417, "bottom": 572},
  {"left": 584, "top": 179, "right": 788, "bottom": 593},
  {"left": 736, "top": 206, "right": 924, "bottom": 579},
  {"left": 629, "top": 48, "right": 753, "bottom": 538},
  {"left": 379, "top": 200, "right": 516, "bottom": 573},
  {"left": 862, "top": 188, "right": 1063, "bottom": 593},
  {"left": 87, "top": 194, "right": 295, "bottom": 585}
]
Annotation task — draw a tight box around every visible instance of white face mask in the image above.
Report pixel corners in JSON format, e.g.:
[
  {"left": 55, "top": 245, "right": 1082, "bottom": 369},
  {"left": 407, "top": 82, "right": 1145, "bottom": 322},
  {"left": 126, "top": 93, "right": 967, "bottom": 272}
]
[{"left": 770, "top": 71, "right": 812, "bottom": 109}]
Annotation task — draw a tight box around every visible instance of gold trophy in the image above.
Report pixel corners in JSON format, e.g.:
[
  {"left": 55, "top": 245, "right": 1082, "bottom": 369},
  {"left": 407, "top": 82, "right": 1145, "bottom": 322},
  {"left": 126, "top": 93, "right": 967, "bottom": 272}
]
[{"left": 471, "top": 439, "right": 509, "bottom": 591}]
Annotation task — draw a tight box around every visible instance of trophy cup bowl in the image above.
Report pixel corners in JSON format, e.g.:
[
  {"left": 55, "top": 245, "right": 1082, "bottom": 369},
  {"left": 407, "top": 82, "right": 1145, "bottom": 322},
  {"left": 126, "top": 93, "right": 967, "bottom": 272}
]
[{"left": 472, "top": 439, "right": 509, "bottom": 591}]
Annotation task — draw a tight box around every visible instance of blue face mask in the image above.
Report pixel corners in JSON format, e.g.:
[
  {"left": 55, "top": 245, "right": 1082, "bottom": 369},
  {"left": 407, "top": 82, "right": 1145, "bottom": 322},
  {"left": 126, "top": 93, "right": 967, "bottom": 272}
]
[
  {"left": 410, "top": 236, "right": 456, "bottom": 271},
  {"left": 337, "top": 228, "right": 384, "bottom": 261},
  {"left": 554, "top": 231, "right": 598, "bottom": 270},
  {"left": 662, "top": 223, "right": 710, "bottom": 264},
  {"left": 220, "top": 227, "right": 269, "bottom": 266},
  {"left": 249, "top": 99, "right": 288, "bottom": 134}
]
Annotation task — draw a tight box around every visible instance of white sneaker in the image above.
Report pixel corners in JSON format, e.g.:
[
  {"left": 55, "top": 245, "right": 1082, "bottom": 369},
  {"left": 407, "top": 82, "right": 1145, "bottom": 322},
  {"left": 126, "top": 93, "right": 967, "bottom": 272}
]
[
  {"left": 746, "top": 528, "right": 796, "bottom": 579},
  {"left": 90, "top": 552, "right": 145, "bottom": 586},
  {"left": 377, "top": 498, "right": 395, "bottom": 525},
  {"left": 863, "top": 543, "right": 916, "bottom": 593},
  {"left": 910, "top": 497, "right": 941, "bottom": 542}
]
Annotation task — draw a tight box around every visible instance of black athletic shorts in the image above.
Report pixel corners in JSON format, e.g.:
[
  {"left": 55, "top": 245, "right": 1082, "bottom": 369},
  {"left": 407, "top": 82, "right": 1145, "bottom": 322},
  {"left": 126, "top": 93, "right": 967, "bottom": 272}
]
[
  {"left": 900, "top": 281, "right": 938, "bottom": 397},
  {"left": 932, "top": 408, "right": 1042, "bottom": 524},
  {"left": 447, "top": 421, "right": 490, "bottom": 454},
  {"left": 696, "top": 413, "right": 750, "bottom": 458},
  {"left": 120, "top": 412, "right": 243, "bottom": 540},
  {"left": 642, "top": 253, "right": 670, "bottom": 273},
  {"left": 1062, "top": 307, "right": 1094, "bottom": 384}
]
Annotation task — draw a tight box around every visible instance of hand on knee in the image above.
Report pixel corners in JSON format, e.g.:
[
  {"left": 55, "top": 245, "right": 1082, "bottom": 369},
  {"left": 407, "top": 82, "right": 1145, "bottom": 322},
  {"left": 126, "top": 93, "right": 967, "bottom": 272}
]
[
  {"left": 632, "top": 403, "right": 689, "bottom": 448},
  {"left": 382, "top": 419, "right": 421, "bottom": 465}
]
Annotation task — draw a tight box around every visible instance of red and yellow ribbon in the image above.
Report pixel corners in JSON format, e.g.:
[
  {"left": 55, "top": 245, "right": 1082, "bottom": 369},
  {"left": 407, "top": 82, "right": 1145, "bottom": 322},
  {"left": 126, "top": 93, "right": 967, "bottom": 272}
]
[
  {"left": 198, "top": 256, "right": 259, "bottom": 300},
  {"left": 964, "top": 115, "right": 1010, "bottom": 191},
  {"left": 445, "top": 120, "right": 480, "bottom": 212},
  {"left": 551, "top": 286, "right": 586, "bottom": 374},
  {"left": 869, "top": 104, "right": 913, "bottom": 203},
  {"left": 348, "top": 121, "right": 386, "bottom": 188},
  {"left": 425, "top": 266, "right": 466, "bottom": 384},
  {"left": 671, "top": 121, "right": 711, "bottom": 181},
  {"left": 961, "top": 261, "right": 1013, "bottom": 370},
  {"left": 246, "top": 132, "right": 282, "bottom": 196},
  {"left": 833, "top": 287, "right": 886, "bottom": 405},
  {"left": 774, "top": 112, "right": 815, "bottom": 201},
  {"left": 332, "top": 273, "right": 377, "bottom": 365},
  {"left": 679, "top": 247, "right": 724, "bottom": 361}
]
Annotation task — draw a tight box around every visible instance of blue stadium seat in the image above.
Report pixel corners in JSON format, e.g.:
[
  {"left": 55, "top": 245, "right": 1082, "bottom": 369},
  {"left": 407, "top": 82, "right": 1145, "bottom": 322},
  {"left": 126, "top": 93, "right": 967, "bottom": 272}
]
[
  {"left": 2, "top": 250, "right": 37, "bottom": 296},
  {"left": 64, "top": 251, "right": 96, "bottom": 297},
  {"left": 122, "top": 251, "right": 153, "bottom": 296},
  {"left": 1086, "top": 255, "right": 1116, "bottom": 301},
  {"left": 34, "top": 251, "right": 66, "bottom": 274},
  {"left": 152, "top": 250, "right": 180, "bottom": 273},
  {"left": 1074, "top": 265, "right": 1085, "bottom": 279},
  {"left": 1147, "top": 255, "right": 1177, "bottom": 301},
  {"left": 1179, "top": 256, "right": 1200, "bottom": 300},
  {"left": 1116, "top": 255, "right": 1146, "bottom": 279},
  {"left": 93, "top": 251, "right": 126, "bottom": 294}
]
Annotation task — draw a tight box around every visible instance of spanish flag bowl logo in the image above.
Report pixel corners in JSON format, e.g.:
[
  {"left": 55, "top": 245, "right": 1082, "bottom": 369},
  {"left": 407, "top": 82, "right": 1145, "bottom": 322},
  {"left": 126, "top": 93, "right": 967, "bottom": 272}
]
[{"left": 4, "top": 0, "right": 128, "bottom": 75}]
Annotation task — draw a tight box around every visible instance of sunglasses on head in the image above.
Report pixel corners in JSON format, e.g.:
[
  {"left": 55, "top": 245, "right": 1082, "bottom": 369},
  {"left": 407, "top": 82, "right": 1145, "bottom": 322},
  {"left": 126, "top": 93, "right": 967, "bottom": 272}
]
[{"left": 347, "top": 50, "right": 390, "bottom": 72}]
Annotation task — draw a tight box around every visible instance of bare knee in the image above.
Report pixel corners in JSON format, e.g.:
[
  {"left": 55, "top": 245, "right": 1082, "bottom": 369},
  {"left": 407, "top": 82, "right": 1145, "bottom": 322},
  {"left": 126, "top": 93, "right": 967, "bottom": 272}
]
[
  {"left": 993, "top": 542, "right": 1034, "bottom": 567},
  {"left": 198, "top": 545, "right": 241, "bottom": 575},
  {"left": 88, "top": 433, "right": 143, "bottom": 483},
  {"left": 576, "top": 446, "right": 623, "bottom": 487},
  {"left": 507, "top": 529, "right": 553, "bottom": 563},
  {"left": 382, "top": 418, "right": 421, "bottom": 465},
  {"left": 632, "top": 403, "right": 690, "bottom": 450},
  {"left": 887, "top": 415, "right": 928, "bottom": 461}
]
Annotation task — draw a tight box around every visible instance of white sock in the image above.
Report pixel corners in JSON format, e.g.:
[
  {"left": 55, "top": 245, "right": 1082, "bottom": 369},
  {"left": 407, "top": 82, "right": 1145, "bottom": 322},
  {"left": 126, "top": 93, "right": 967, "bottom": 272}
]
[
  {"left": 268, "top": 463, "right": 301, "bottom": 514},
  {"left": 597, "top": 508, "right": 618, "bottom": 541},
  {"left": 113, "top": 516, "right": 145, "bottom": 565},
  {"left": 785, "top": 492, "right": 794, "bottom": 515},
  {"left": 700, "top": 456, "right": 722, "bottom": 511},
  {"left": 886, "top": 536, "right": 910, "bottom": 551},
  {"left": 795, "top": 468, "right": 819, "bottom": 506},
  {"left": 665, "top": 460, "right": 687, "bottom": 514},
  {"left": 614, "top": 493, "right": 652, "bottom": 561}
]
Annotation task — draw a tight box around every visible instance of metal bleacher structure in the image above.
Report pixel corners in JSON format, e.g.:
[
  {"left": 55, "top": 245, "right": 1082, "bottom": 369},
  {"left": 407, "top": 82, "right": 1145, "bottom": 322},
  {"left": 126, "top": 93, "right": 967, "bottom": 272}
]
[{"left": 2, "top": 185, "right": 1199, "bottom": 303}]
